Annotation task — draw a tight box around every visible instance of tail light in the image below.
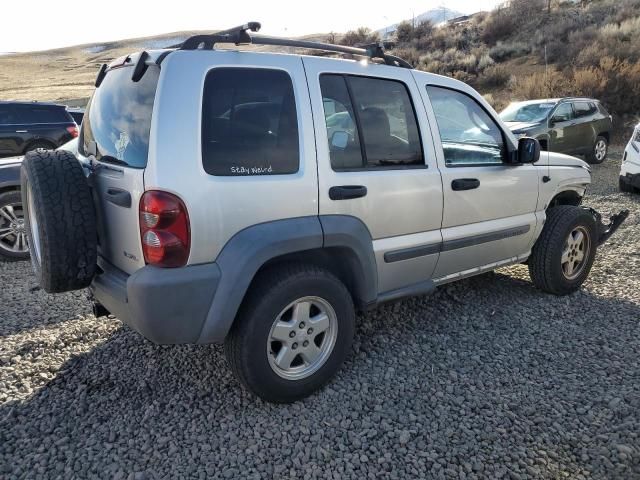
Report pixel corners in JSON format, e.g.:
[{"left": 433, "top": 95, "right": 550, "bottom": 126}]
[
  {"left": 66, "top": 125, "right": 79, "bottom": 138},
  {"left": 139, "top": 191, "right": 190, "bottom": 267}
]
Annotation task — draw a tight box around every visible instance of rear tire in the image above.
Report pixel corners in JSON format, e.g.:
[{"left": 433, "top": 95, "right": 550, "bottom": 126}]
[
  {"left": 528, "top": 206, "right": 598, "bottom": 295},
  {"left": 225, "top": 264, "right": 355, "bottom": 403},
  {"left": 587, "top": 136, "right": 608, "bottom": 164},
  {"left": 0, "top": 190, "right": 30, "bottom": 261},
  {"left": 21, "top": 150, "right": 97, "bottom": 293}
]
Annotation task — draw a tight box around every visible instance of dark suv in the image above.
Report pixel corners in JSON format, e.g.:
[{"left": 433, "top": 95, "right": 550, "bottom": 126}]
[
  {"left": 0, "top": 101, "right": 78, "bottom": 158},
  {"left": 499, "top": 98, "right": 613, "bottom": 164}
]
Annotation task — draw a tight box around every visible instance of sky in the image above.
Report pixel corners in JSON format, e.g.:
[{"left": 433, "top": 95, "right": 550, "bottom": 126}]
[{"left": 0, "top": 0, "right": 504, "bottom": 53}]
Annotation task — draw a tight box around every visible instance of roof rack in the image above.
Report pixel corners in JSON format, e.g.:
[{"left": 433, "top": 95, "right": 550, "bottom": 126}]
[{"left": 176, "top": 22, "right": 413, "bottom": 69}]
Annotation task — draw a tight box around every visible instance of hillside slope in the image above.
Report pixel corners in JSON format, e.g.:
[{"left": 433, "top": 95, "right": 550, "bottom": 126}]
[
  {"left": 0, "top": 30, "right": 329, "bottom": 105},
  {"left": 381, "top": 0, "right": 640, "bottom": 134}
]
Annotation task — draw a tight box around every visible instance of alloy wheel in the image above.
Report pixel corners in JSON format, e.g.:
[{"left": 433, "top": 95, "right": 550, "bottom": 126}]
[
  {"left": 267, "top": 296, "right": 338, "bottom": 380},
  {"left": 561, "top": 226, "right": 590, "bottom": 280},
  {"left": 0, "top": 201, "right": 29, "bottom": 255}
]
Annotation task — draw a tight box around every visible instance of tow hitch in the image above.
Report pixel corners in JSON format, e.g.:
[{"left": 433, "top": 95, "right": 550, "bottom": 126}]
[{"left": 584, "top": 208, "right": 630, "bottom": 246}]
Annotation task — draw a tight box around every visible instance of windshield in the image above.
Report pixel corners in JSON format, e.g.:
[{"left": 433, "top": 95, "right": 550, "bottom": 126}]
[
  {"left": 80, "top": 65, "right": 159, "bottom": 168},
  {"left": 500, "top": 102, "right": 556, "bottom": 123}
]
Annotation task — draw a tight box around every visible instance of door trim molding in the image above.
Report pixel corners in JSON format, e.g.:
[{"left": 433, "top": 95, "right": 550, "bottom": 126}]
[{"left": 383, "top": 224, "right": 531, "bottom": 263}]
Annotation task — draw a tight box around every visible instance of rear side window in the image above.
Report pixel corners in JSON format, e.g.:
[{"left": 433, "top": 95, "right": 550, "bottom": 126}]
[
  {"left": 320, "top": 74, "right": 424, "bottom": 170},
  {"left": 597, "top": 102, "right": 610, "bottom": 116},
  {"left": 427, "top": 86, "right": 505, "bottom": 167},
  {"left": 81, "top": 65, "right": 160, "bottom": 168},
  {"left": 202, "top": 68, "right": 299, "bottom": 176},
  {"left": 0, "top": 106, "right": 18, "bottom": 124},
  {"left": 17, "top": 106, "right": 71, "bottom": 124},
  {"left": 573, "top": 101, "right": 597, "bottom": 118}
]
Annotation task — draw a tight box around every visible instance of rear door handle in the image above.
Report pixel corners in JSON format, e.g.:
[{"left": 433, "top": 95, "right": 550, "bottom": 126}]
[
  {"left": 329, "top": 185, "right": 367, "bottom": 200},
  {"left": 105, "top": 188, "right": 132, "bottom": 208},
  {"left": 451, "top": 178, "right": 480, "bottom": 191}
]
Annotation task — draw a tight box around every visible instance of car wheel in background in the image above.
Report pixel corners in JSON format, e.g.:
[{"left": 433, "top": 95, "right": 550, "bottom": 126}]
[
  {"left": 587, "top": 136, "right": 608, "bottom": 164},
  {"left": 23, "top": 140, "right": 56, "bottom": 154},
  {"left": 528, "top": 206, "right": 598, "bottom": 295},
  {"left": 21, "top": 150, "right": 97, "bottom": 293},
  {"left": 225, "top": 263, "right": 355, "bottom": 403},
  {"left": 0, "top": 190, "right": 30, "bottom": 261}
]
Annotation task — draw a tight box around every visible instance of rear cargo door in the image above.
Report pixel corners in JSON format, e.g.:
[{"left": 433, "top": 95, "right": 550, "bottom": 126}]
[{"left": 80, "top": 60, "right": 160, "bottom": 274}]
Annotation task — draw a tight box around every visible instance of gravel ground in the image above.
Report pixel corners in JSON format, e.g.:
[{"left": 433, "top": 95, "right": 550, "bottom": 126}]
[{"left": 1, "top": 152, "right": 639, "bottom": 479}]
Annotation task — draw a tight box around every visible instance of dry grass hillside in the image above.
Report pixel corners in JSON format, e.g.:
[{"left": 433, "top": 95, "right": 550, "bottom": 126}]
[
  {"left": 371, "top": 0, "right": 640, "bottom": 139},
  {"left": 2, "top": 0, "right": 639, "bottom": 141},
  {"left": 0, "top": 30, "right": 330, "bottom": 106}
]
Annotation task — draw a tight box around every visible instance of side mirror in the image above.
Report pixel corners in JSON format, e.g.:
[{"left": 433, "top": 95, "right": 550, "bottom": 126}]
[
  {"left": 518, "top": 137, "right": 540, "bottom": 164},
  {"left": 330, "top": 131, "right": 349, "bottom": 150}
]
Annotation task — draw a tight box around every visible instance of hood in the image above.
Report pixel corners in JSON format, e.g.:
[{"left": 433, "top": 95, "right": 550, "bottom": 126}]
[
  {"left": 0, "top": 155, "right": 23, "bottom": 167},
  {"left": 544, "top": 151, "right": 591, "bottom": 170},
  {"left": 505, "top": 121, "right": 541, "bottom": 132}
]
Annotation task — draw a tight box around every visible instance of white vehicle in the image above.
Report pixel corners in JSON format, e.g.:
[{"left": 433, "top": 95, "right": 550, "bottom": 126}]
[
  {"left": 21, "top": 23, "right": 628, "bottom": 403},
  {"left": 620, "top": 124, "right": 640, "bottom": 193}
]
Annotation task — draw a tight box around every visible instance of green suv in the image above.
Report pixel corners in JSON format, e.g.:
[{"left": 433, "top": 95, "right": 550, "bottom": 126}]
[{"left": 500, "top": 98, "right": 613, "bottom": 164}]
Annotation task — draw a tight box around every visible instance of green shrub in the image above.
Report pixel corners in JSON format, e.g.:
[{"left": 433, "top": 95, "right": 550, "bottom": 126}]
[
  {"left": 340, "top": 27, "right": 379, "bottom": 46},
  {"left": 482, "top": 64, "right": 511, "bottom": 88},
  {"left": 489, "top": 41, "right": 531, "bottom": 62}
]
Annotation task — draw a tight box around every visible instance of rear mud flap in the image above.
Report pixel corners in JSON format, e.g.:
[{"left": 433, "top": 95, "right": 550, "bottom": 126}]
[{"left": 583, "top": 207, "right": 629, "bottom": 246}]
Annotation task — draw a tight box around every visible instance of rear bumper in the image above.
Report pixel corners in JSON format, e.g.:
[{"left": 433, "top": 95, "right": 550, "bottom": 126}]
[
  {"left": 620, "top": 172, "right": 640, "bottom": 190},
  {"left": 91, "top": 257, "right": 220, "bottom": 344}
]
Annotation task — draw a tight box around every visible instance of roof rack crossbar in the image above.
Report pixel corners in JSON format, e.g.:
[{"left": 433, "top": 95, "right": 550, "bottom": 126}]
[{"left": 177, "top": 23, "right": 412, "bottom": 69}]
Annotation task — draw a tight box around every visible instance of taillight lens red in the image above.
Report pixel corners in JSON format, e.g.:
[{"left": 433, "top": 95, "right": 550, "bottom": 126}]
[
  {"left": 66, "top": 125, "right": 79, "bottom": 138},
  {"left": 139, "top": 191, "right": 190, "bottom": 267}
]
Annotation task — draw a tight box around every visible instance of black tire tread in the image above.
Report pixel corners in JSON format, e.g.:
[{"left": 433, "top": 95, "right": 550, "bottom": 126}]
[
  {"left": 528, "top": 205, "right": 597, "bottom": 295},
  {"left": 225, "top": 263, "right": 354, "bottom": 403},
  {"left": 21, "top": 149, "right": 97, "bottom": 293}
]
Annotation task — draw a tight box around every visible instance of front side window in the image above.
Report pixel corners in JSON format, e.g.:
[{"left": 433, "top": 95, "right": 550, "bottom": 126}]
[
  {"left": 202, "top": 68, "right": 299, "bottom": 176},
  {"left": 551, "top": 103, "right": 574, "bottom": 123},
  {"left": 426, "top": 86, "right": 505, "bottom": 167},
  {"left": 320, "top": 74, "right": 423, "bottom": 170}
]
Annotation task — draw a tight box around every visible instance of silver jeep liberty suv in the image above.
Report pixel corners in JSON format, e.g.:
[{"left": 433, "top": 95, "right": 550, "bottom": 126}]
[{"left": 21, "top": 23, "right": 628, "bottom": 403}]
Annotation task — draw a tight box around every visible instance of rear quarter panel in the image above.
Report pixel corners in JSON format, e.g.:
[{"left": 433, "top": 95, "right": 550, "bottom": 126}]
[{"left": 145, "top": 50, "right": 319, "bottom": 265}]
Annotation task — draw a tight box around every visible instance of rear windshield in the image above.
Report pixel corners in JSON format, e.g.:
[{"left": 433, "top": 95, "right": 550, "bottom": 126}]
[{"left": 80, "top": 65, "right": 159, "bottom": 168}]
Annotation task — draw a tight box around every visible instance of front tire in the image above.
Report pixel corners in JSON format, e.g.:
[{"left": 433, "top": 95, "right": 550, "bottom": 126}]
[
  {"left": 225, "top": 264, "right": 355, "bottom": 403},
  {"left": 529, "top": 206, "right": 598, "bottom": 295},
  {"left": 587, "top": 136, "right": 608, "bottom": 164}
]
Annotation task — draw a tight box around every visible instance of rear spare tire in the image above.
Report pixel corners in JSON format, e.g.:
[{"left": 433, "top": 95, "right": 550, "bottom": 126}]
[{"left": 21, "top": 149, "right": 97, "bottom": 293}]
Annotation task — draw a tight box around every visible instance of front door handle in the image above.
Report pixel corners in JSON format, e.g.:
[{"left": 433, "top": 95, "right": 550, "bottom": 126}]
[
  {"left": 329, "top": 185, "right": 367, "bottom": 200},
  {"left": 15, "top": 130, "right": 28, "bottom": 133},
  {"left": 451, "top": 178, "right": 480, "bottom": 191}
]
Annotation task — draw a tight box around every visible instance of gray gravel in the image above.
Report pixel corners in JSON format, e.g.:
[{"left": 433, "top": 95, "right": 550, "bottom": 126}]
[{"left": 1, "top": 152, "right": 639, "bottom": 479}]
